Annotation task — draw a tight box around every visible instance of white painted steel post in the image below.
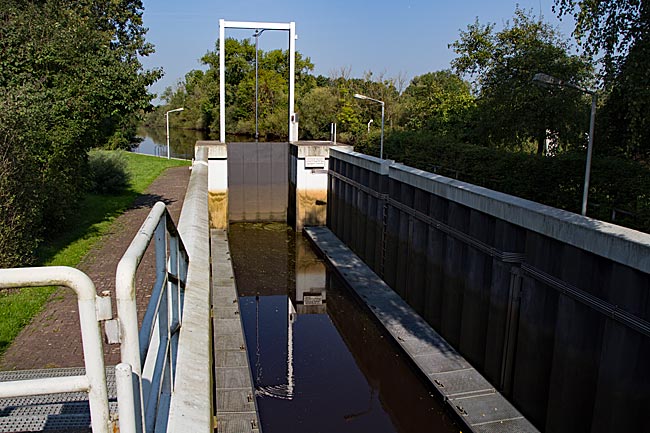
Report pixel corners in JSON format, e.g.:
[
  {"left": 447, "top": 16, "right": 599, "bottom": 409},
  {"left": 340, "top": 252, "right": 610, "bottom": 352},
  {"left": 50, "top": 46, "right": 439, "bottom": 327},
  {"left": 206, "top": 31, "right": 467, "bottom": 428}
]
[
  {"left": 165, "top": 108, "right": 184, "bottom": 160},
  {"left": 219, "top": 19, "right": 226, "bottom": 144},
  {"left": 289, "top": 21, "right": 296, "bottom": 142},
  {"left": 165, "top": 111, "right": 169, "bottom": 159},
  {"left": 116, "top": 202, "right": 168, "bottom": 432},
  {"left": 220, "top": 20, "right": 296, "bottom": 143},
  {"left": 0, "top": 266, "right": 110, "bottom": 433},
  {"left": 380, "top": 101, "right": 385, "bottom": 159},
  {"left": 116, "top": 363, "right": 138, "bottom": 433},
  {"left": 582, "top": 93, "right": 596, "bottom": 216}
]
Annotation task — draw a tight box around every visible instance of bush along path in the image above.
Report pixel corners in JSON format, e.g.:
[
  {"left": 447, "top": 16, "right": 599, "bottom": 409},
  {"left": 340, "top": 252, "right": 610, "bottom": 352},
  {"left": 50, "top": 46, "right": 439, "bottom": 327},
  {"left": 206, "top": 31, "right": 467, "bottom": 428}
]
[{"left": 0, "top": 155, "right": 190, "bottom": 370}]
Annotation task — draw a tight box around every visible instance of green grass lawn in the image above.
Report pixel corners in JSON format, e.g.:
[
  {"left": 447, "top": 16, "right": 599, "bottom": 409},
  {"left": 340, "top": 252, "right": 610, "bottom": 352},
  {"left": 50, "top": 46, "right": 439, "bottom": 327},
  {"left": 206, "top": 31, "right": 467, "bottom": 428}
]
[{"left": 0, "top": 152, "right": 190, "bottom": 355}]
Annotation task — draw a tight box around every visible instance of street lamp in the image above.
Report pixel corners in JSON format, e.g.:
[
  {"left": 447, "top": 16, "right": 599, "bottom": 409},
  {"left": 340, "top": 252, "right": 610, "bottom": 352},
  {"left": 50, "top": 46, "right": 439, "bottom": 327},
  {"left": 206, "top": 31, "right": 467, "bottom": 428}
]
[
  {"left": 253, "top": 29, "right": 267, "bottom": 140},
  {"left": 165, "top": 107, "right": 184, "bottom": 159},
  {"left": 533, "top": 72, "right": 596, "bottom": 216},
  {"left": 354, "top": 93, "right": 384, "bottom": 159}
]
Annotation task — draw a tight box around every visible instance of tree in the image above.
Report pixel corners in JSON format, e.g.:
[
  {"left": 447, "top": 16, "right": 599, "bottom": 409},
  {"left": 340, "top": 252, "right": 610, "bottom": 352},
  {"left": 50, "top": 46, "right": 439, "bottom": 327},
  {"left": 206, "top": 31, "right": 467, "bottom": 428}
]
[
  {"left": 553, "top": 0, "right": 647, "bottom": 81},
  {"left": 0, "top": 0, "right": 159, "bottom": 265},
  {"left": 401, "top": 70, "right": 475, "bottom": 140},
  {"left": 450, "top": 8, "right": 593, "bottom": 154},
  {"left": 298, "top": 87, "right": 338, "bottom": 139},
  {"left": 554, "top": 0, "right": 650, "bottom": 159}
]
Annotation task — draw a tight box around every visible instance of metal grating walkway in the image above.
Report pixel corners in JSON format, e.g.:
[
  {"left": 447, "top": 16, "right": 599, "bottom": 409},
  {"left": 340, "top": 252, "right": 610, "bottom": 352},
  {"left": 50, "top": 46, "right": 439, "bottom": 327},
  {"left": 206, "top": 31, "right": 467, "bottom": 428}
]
[
  {"left": 0, "top": 367, "right": 117, "bottom": 432},
  {"left": 211, "top": 229, "right": 261, "bottom": 433}
]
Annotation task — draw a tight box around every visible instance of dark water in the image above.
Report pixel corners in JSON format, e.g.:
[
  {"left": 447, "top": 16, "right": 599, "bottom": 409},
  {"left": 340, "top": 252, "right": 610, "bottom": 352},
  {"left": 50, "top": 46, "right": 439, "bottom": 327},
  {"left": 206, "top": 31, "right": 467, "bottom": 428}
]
[
  {"left": 133, "top": 126, "right": 204, "bottom": 160},
  {"left": 134, "top": 126, "right": 278, "bottom": 160},
  {"left": 228, "top": 222, "right": 459, "bottom": 433}
]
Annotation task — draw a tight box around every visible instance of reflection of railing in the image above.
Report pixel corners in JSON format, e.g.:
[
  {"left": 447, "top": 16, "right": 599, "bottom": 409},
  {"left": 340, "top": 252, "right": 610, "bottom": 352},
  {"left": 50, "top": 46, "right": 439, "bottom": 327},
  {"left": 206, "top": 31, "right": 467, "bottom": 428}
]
[
  {"left": 113, "top": 202, "right": 188, "bottom": 433},
  {"left": 0, "top": 266, "right": 112, "bottom": 433}
]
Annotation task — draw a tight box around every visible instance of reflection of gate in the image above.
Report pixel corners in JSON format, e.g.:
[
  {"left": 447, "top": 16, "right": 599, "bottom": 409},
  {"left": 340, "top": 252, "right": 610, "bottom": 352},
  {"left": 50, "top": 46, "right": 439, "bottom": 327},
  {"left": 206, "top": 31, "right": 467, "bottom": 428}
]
[{"left": 227, "top": 142, "right": 288, "bottom": 222}]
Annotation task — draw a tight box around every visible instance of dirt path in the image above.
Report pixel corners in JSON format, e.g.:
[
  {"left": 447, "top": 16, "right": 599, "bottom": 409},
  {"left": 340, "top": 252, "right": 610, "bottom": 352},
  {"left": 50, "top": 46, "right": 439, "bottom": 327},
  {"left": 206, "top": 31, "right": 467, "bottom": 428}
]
[{"left": 0, "top": 165, "right": 191, "bottom": 370}]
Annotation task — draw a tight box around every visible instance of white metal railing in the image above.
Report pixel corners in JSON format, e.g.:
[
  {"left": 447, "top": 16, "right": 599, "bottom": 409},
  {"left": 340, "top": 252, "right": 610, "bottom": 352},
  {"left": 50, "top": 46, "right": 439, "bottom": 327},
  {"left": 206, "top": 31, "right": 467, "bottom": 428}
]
[
  {"left": 113, "top": 201, "right": 188, "bottom": 433},
  {"left": 0, "top": 266, "right": 113, "bottom": 433}
]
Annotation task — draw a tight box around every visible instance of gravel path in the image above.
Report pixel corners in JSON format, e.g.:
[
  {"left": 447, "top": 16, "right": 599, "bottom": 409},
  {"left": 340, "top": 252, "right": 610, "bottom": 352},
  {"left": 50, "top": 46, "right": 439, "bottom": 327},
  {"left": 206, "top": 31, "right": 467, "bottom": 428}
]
[{"left": 0, "top": 165, "right": 191, "bottom": 370}]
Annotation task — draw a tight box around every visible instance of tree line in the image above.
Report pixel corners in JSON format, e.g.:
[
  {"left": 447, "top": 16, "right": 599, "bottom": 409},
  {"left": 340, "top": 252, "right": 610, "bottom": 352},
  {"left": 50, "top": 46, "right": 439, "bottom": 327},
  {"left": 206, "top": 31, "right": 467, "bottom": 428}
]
[
  {"left": 148, "top": 4, "right": 649, "bottom": 230},
  {"left": 150, "top": 5, "right": 648, "bottom": 163}
]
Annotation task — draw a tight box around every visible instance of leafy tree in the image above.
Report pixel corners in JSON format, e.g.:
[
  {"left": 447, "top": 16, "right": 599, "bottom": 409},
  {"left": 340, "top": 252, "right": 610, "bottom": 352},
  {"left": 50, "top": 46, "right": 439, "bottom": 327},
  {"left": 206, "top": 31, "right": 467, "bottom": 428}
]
[
  {"left": 0, "top": 0, "right": 159, "bottom": 265},
  {"left": 298, "top": 87, "right": 338, "bottom": 139},
  {"left": 401, "top": 70, "right": 476, "bottom": 140},
  {"left": 450, "top": 8, "right": 593, "bottom": 154},
  {"left": 553, "top": 0, "right": 646, "bottom": 80},
  {"left": 554, "top": 0, "right": 650, "bottom": 160},
  {"left": 153, "top": 38, "right": 315, "bottom": 139}
]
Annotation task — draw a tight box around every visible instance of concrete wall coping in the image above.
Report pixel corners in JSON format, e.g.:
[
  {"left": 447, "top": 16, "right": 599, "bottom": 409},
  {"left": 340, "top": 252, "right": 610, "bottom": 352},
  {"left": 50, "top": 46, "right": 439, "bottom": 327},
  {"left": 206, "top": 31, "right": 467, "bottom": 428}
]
[
  {"left": 330, "top": 148, "right": 393, "bottom": 175},
  {"left": 389, "top": 162, "right": 650, "bottom": 274},
  {"left": 199, "top": 141, "right": 227, "bottom": 159},
  {"left": 168, "top": 145, "right": 212, "bottom": 432},
  {"left": 292, "top": 143, "right": 353, "bottom": 158}
]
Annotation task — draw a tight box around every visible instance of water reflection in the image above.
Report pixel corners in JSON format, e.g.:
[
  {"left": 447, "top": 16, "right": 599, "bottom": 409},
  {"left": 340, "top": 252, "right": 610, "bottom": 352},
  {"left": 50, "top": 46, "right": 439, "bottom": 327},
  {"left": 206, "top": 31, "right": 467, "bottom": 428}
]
[
  {"left": 134, "top": 126, "right": 206, "bottom": 160},
  {"left": 229, "top": 223, "right": 459, "bottom": 433},
  {"left": 134, "top": 126, "right": 278, "bottom": 160}
]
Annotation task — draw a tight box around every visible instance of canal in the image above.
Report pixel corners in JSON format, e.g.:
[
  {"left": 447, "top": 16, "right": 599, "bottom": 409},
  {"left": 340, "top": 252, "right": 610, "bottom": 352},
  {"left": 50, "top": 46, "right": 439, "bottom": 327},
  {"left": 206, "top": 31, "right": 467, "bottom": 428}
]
[{"left": 228, "top": 222, "right": 460, "bottom": 433}]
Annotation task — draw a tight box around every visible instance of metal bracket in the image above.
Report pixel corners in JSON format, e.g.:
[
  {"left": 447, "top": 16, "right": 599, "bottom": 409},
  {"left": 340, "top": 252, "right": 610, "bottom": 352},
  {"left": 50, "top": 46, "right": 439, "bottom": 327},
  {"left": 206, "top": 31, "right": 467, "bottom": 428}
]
[{"left": 95, "top": 290, "right": 113, "bottom": 321}]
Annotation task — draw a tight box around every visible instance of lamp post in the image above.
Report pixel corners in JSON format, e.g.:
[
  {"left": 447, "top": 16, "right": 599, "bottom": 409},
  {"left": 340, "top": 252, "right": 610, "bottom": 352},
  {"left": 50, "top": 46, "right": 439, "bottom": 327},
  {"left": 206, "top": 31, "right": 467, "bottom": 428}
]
[
  {"left": 533, "top": 73, "right": 596, "bottom": 216},
  {"left": 165, "top": 107, "right": 184, "bottom": 159},
  {"left": 253, "top": 29, "right": 267, "bottom": 141},
  {"left": 354, "top": 93, "right": 384, "bottom": 159}
]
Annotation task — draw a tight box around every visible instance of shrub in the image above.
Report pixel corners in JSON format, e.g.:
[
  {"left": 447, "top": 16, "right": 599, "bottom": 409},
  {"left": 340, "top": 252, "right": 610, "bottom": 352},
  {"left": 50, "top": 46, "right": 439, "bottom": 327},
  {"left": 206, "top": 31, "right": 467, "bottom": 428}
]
[
  {"left": 87, "top": 150, "right": 131, "bottom": 194},
  {"left": 383, "top": 130, "right": 650, "bottom": 233}
]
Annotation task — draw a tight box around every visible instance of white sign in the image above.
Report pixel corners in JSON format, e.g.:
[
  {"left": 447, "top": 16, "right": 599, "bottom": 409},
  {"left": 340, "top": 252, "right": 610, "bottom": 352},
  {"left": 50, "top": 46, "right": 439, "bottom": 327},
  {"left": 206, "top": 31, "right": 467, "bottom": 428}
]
[
  {"left": 304, "top": 156, "right": 326, "bottom": 168},
  {"left": 303, "top": 294, "right": 323, "bottom": 305}
]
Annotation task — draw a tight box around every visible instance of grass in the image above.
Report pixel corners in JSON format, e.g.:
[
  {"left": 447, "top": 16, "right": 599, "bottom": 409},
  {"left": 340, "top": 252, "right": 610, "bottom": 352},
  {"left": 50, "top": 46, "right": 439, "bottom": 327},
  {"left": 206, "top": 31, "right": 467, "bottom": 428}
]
[{"left": 0, "top": 152, "right": 190, "bottom": 355}]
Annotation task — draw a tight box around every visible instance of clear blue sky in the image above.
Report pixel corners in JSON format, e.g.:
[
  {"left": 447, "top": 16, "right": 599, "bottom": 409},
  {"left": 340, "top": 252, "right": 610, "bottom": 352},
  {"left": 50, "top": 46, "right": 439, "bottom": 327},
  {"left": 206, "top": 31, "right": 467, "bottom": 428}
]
[{"left": 140, "top": 0, "right": 575, "bottom": 102}]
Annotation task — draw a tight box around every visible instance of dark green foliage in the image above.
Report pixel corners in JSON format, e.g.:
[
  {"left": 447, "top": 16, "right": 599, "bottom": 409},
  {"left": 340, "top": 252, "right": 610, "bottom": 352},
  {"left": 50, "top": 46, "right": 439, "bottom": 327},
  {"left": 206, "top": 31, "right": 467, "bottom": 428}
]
[
  {"left": 149, "top": 38, "right": 315, "bottom": 139},
  {"left": 0, "top": 0, "right": 159, "bottom": 267},
  {"left": 554, "top": 0, "right": 650, "bottom": 159},
  {"left": 450, "top": 8, "right": 594, "bottom": 155},
  {"left": 385, "top": 130, "right": 650, "bottom": 232},
  {"left": 87, "top": 150, "right": 132, "bottom": 194}
]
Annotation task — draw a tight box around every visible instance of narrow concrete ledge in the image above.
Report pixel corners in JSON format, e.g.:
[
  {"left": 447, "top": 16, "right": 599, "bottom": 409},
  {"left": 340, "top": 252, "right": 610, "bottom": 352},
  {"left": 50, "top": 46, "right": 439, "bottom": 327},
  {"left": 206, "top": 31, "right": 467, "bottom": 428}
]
[
  {"left": 304, "top": 226, "right": 540, "bottom": 433},
  {"left": 167, "top": 146, "right": 212, "bottom": 433},
  {"left": 330, "top": 147, "right": 650, "bottom": 274},
  {"left": 210, "top": 229, "right": 260, "bottom": 433},
  {"left": 389, "top": 162, "right": 650, "bottom": 274},
  {"left": 329, "top": 148, "right": 393, "bottom": 174}
]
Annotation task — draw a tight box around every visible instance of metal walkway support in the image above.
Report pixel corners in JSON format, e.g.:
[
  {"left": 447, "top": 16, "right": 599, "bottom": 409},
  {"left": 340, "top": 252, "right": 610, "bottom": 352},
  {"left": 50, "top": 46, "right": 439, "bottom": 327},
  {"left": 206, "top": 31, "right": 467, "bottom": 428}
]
[
  {"left": 0, "top": 267, "right": 112, "bottom": 433},
  {"left": 114, "top": 201, "right": 189, "bottom": 433}
]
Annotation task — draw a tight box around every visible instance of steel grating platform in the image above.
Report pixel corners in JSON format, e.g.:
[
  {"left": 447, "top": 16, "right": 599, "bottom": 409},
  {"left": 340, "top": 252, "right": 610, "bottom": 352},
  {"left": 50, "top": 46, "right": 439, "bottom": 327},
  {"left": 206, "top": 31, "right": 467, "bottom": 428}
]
[{"left": 0, "top": 367, "right": 117, "bottom": 432}]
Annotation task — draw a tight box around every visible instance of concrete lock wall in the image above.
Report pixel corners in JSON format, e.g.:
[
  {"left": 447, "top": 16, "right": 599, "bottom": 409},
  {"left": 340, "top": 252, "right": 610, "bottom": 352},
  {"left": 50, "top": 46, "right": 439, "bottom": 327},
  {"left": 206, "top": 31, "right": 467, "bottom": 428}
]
[
  {"left": 327, "top": 147, "right": 650, "bottom": 433},
  {"left": 206, "top": 141, "right": 349, "bottom": 230},
  {"left": 289, "top": 143, "right": 352, "bottom": 230}
]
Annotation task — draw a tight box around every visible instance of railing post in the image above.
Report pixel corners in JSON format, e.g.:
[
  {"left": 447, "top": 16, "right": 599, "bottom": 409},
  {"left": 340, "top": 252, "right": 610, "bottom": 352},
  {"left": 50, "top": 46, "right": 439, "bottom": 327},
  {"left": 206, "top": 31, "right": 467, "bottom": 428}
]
[
  {"left": 116, "top": 363, "right": 139, "bottom": 433},
  {"left": 0, "top": 266, "right": 111, "bottom": 433}
]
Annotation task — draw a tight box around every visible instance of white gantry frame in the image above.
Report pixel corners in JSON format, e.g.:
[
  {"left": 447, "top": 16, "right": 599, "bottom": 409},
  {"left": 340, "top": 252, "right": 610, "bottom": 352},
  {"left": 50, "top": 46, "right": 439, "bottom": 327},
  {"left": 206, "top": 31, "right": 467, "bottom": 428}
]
[{"left": 219, "top": 19, "right": 297, "bottom": 143}]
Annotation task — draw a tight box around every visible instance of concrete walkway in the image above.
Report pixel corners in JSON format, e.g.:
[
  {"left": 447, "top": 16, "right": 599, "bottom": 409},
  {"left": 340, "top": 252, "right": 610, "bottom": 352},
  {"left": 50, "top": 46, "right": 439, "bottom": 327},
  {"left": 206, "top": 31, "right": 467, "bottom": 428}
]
[{"left": 0, "top": 165, "right": 191, "bottom": 370}]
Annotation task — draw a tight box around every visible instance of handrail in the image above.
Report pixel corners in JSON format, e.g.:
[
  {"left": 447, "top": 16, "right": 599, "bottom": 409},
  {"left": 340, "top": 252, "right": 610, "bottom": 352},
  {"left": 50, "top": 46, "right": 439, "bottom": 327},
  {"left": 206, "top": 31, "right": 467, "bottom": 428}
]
[
  {"left": 115, "top": 201, "right": 189, "bottom": 433},
  {"left": 0, "top": 266, "right": 111, "bottom": 433}
]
